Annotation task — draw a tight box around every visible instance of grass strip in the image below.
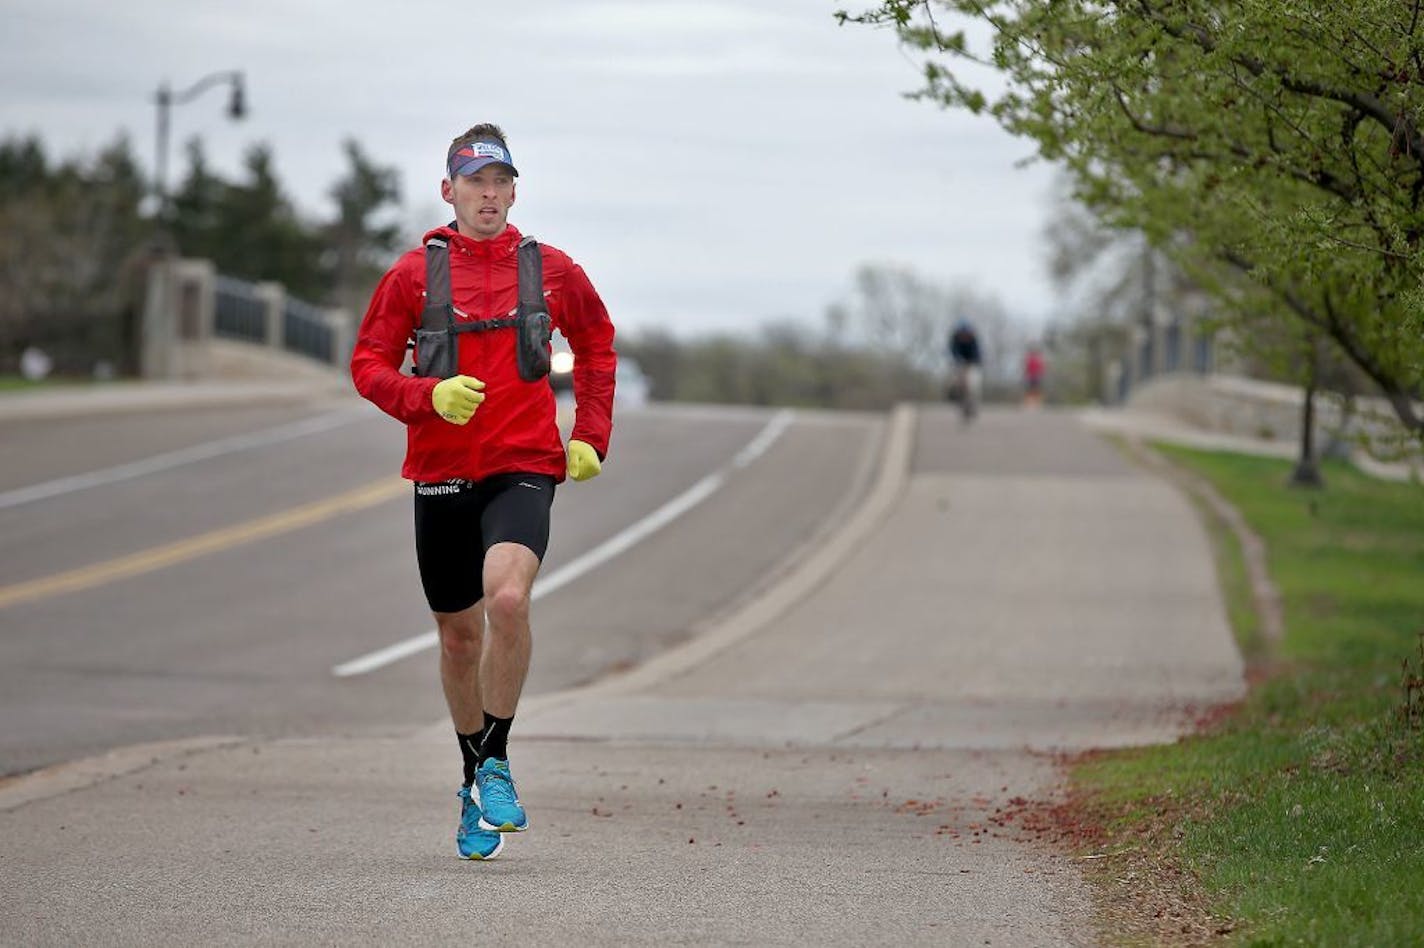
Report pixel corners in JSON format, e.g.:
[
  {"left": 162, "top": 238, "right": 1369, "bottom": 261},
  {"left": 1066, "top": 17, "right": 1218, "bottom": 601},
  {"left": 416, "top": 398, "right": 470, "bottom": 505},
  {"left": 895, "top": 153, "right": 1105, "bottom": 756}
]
[
  {"left": 1070, "top": 446, "right": 1424, "bottom": 946},
  {"left": 0, "top": 375, "right": 92, "bottom": 392}
]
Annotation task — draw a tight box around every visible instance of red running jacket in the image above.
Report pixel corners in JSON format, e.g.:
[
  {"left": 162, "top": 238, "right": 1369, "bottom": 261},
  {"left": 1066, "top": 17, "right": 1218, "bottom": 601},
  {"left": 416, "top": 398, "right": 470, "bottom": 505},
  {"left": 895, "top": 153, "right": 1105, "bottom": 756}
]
[{"left": 350, "top": 224, "right": 616, "bottom": 483}]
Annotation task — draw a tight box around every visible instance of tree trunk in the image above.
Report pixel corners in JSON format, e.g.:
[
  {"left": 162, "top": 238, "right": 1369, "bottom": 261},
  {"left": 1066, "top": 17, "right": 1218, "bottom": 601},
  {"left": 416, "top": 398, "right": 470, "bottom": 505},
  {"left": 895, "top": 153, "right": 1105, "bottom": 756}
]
[{"left": 1290, "top": 376, "right": 1325, "bottom": 489}]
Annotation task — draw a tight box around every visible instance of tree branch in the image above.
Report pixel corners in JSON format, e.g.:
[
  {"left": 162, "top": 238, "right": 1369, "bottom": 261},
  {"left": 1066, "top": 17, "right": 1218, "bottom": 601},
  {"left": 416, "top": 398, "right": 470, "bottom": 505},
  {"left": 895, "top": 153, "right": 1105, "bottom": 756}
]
[
  {"left": 1111, "top": 87, "right": 1196, "bottom": 140},
  {"left": 1322, "top": 234, "right": 1412, "bottom": 259},
  {"left": 1342, "top": 109, "right": 1392, "bottom": 239},
  {"left": 1226, "top": 66, "right": 1392, "bottom": 188},
  {"left": 1406, "top": 0, "right": 1424, "bottom": 84},
  {"left": 1220, "top": 249, "right": 1422, "bottom": 434},
  {"left": 1098, "top": 12, "right": 1386, "bottom": 208},
  {"left": 1127, "top": 1, "right": 1424, "bottom": 167},
  {"left": 1115, "top": 123, "right": 1364, "bottom": 206}
]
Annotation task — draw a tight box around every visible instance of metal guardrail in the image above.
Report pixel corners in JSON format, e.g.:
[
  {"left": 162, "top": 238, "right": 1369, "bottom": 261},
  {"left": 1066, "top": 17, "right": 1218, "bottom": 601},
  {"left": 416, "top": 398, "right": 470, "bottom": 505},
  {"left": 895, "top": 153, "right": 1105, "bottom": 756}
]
[
  {"left": 283, "top": 297, "right": 333, "bottom": 363},
  {"left": 214, "top": 275, "right": 266, "bottom": 344},
  {"left": 143, "top": 258, "right": 352, "bottom": 380},
  {"left": 212, "top": 274, "right": 337, "bottom": 365}
]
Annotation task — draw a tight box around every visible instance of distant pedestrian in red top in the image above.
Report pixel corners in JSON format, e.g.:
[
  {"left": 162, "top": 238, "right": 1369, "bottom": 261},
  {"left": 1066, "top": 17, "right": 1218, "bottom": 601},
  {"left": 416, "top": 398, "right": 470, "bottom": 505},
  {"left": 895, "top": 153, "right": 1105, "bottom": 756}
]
[
  {"left": 1023, "top": 346, "right": 1046, "bottom": 408},
  {"left": 350, "top": 122, "right": 617, "bottom": 861}
]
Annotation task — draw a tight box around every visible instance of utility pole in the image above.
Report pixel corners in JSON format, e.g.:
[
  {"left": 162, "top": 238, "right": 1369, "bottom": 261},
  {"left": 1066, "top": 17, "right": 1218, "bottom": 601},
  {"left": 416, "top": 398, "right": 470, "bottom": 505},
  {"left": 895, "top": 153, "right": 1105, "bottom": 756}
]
[{"left": 153, "top": 70, "right": 247, "bottom": 234}]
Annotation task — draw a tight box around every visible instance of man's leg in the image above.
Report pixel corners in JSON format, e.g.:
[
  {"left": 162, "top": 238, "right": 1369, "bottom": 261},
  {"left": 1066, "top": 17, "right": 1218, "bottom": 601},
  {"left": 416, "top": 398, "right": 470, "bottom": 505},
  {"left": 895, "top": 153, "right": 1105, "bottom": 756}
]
[
  {"left": 471, "top": 541, "right": 541, "bottom": 832},
  {"left": 435, "top": 604, "right": 485, "bottom": 736},
  {"left": 479, "top": 541, "right": 540, "bottom": 717},
  {"left": 468, "top": 473, "right": 554, "bottom": 832},
  {"left": 434, "top": 602, "right": 505, "bottom": 859},
  {"left": 412, "top": 481, "right": 502, "bottom": 863}
]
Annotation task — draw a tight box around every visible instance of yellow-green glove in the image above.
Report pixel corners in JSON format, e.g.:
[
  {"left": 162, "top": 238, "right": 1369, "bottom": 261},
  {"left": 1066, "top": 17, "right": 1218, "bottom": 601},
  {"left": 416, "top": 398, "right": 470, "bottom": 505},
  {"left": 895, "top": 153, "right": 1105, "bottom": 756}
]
[
  {"left": 566, "top": 439, "right": 602, "bottom": 481},
  {"left": 431, "top": 375, "right": 485, "bottom": 425}
]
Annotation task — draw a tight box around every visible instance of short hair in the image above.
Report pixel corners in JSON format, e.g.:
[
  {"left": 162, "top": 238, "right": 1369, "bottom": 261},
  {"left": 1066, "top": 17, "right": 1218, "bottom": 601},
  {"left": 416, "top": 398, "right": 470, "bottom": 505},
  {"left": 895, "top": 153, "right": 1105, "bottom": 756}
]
[{"left": 450, "top": 123, "right": 509, "bottom": 151}]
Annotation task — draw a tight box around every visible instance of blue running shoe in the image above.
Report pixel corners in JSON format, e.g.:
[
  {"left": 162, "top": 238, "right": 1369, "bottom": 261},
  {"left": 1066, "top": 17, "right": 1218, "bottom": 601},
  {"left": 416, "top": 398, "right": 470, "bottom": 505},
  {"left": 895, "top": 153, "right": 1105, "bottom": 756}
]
[
  {"left": 475, "top": 757, "right": 528, "bottom": 832},
  {"left": 456, "top": 785, "right": 504, "bottom": 860}
]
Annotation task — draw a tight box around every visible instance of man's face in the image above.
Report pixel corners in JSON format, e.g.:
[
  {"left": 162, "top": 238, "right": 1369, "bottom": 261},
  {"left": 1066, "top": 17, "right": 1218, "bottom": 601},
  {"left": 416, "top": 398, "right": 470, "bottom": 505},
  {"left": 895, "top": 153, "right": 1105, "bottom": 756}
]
[{"left": 441, "top": 164, "right": 516, "bottom": 239}]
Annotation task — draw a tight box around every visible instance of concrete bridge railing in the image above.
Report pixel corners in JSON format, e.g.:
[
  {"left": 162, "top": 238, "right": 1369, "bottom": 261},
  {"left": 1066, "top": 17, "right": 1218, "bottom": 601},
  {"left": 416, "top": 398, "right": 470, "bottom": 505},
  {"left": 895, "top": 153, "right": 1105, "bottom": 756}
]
[{"left": 140, "top": 257, "right": 353, "bottom": 382}]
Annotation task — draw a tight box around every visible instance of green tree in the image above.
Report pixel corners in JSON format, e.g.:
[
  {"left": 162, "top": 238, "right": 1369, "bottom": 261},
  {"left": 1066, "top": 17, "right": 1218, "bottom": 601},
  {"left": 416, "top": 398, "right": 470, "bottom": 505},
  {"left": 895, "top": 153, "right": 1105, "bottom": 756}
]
[
  {"left": 170, "top": 138, "right": 403, "bottom": 308},
  {"left": 325, "top": 138, "right": 402, "bottom": 315},
  {"left": 1, "top": 132, "right": 408, "bottom": 375},
  {"left": 0, "top": 135, "right": 152, "bottom": 372},
  {"left": 169, "top": 139, "right": 227, "bottom": 262},
  {"left": 618, "top": 319, "right": 939, "bottom": 409},
  {"left": 0, "top": 136, "right": 49, "bottom": 201},
  {"left": 217, "top": 144, "right": 321, "bottom": 298},
  {"left": 840, "top": 1, "right": 1424, "bottom": 438}
]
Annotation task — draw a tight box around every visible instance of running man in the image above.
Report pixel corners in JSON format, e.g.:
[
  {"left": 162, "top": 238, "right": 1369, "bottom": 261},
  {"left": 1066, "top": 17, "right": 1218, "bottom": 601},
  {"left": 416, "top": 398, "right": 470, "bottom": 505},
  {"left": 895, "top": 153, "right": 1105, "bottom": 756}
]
[{"left": 350, "top": 123, "right": 617, "bottom": 860}]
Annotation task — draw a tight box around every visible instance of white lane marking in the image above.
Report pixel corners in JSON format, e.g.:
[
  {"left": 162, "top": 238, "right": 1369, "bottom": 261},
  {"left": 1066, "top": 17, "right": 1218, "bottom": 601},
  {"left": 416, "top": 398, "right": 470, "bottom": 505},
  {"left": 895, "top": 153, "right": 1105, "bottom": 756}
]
[
  {"left": 730, "top": 409, "right": 793, "bottom": 468},
  {"left": 331, "top": 410, "right": 796, "bottom": 678},
  {"left": 0, "top": 409, "right": 370, "bottom": 511},
  {"left": 330, "top": 632, "right": 439, "bottom": 679},
  {"left": 330, "top": 477, "right": 723, "bottom": 679}
]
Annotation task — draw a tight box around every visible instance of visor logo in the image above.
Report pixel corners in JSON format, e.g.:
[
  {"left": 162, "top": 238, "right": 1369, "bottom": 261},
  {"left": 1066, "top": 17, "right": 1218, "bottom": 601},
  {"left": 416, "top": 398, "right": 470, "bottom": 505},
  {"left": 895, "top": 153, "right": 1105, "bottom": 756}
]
[{"left": 456, "top": 142, "right": 507, "bottom": 163}]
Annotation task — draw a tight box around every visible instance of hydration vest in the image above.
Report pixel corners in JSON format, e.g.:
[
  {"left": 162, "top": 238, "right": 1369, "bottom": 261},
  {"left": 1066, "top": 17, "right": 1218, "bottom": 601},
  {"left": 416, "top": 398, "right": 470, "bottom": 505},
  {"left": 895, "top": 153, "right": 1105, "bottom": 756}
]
[{"left": 412, "top": 232, "right": 551, "bottom": 382}]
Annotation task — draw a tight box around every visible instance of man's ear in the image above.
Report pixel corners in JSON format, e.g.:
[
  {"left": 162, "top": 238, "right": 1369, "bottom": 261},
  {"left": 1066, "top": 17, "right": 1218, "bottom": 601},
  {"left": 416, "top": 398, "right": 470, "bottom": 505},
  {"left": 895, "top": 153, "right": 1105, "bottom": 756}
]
[
  {"left": 440, "top": 177, "right": 455, "bottom": 206},
  {"left": 509, "top": 182, "right": 516, "bottom": 206}
]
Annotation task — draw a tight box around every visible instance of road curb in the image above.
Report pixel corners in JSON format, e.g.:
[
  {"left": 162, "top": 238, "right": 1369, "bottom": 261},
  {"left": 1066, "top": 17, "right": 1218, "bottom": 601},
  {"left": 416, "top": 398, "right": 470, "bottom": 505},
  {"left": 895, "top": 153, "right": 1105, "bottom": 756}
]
[
  {"left": 521, "top": 401, "right": 916, "bottom": 716},
  {"left": 0, "top": 382, "right": 349, "bottom": 423},
  {"left": 1116, "top": 436, "right": 1284, "bottom": 646},
  {"left": 0, "top": 736, "right": 247, "bottom": 813},
  {"left": 1077, "top": 405, "right": 1422, "bottom": 483}
]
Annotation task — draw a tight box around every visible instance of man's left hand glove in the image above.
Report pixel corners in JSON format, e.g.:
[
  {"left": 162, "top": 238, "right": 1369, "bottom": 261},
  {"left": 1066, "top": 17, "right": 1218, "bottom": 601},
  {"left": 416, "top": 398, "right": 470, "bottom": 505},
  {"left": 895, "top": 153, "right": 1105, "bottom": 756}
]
[{"left": 566, "top": 439, "right": 602, "bottom": 481}]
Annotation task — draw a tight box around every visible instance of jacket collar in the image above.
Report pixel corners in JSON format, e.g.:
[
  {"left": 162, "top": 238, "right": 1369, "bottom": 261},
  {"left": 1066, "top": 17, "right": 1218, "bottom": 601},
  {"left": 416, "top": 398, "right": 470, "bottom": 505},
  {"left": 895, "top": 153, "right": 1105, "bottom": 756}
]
[{"left": 424, "top": 222, "right": 522, "bottom": 258}]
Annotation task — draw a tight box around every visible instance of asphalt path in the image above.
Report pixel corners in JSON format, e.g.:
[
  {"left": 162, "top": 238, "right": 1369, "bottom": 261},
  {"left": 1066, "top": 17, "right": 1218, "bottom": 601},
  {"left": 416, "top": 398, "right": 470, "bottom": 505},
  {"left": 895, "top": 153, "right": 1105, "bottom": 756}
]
[
  {"left": 0, "top": 398, "right": 880, "bottom": 777},
  {"left": 0, "top": 401, "right": 1250, "bottom": 946}
]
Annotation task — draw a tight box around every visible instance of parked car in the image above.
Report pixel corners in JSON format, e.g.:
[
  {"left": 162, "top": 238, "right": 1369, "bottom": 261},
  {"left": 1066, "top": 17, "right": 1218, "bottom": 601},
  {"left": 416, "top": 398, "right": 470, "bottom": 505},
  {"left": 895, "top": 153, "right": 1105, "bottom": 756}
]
[
  {"left": 615, "top": 358, "right": 650, "bottom": 407},
  {"left": 548, "top": 336, "right": 649, "bottom": 406}
]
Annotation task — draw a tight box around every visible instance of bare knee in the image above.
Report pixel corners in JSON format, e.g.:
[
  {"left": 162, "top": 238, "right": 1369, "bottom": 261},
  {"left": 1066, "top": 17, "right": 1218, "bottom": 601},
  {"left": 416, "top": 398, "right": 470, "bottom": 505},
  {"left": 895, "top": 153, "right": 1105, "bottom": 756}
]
[
  {"left": 436, "top": 613, "right": 482, "bottom": 664},
  {"left": 484, "top": 584, "right": 529, "bottom": 631}
]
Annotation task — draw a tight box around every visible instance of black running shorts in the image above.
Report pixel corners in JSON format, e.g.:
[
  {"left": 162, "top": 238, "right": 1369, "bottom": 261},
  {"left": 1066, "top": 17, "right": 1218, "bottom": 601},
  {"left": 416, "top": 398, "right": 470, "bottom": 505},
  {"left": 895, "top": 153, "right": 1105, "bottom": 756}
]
[{"left": 413, "top": 473, "right": 556, "bottom": 614}]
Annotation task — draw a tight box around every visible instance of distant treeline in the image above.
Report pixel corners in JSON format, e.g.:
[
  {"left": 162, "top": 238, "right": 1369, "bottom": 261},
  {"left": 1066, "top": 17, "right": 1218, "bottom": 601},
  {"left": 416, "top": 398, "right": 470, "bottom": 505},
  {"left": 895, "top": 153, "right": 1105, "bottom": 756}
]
[
  {"left": 1, "top": 132, "right": 1029, "bottom": 412},
  {"left": 0, "top": 134, "right": 401, "bottom": 374},
  {"left": 615, "top": 266, "right": 1042, "bottom": 411},
  {"left": 619, "top": 322, "right": 942, "bottom": 411}
]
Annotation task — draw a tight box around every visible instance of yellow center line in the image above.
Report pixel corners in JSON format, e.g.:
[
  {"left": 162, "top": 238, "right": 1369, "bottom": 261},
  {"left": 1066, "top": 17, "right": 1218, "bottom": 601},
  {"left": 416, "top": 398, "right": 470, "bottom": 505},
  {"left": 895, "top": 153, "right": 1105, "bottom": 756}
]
[{"left": 0, "top": 477, "right": 408, "bottom": 611}]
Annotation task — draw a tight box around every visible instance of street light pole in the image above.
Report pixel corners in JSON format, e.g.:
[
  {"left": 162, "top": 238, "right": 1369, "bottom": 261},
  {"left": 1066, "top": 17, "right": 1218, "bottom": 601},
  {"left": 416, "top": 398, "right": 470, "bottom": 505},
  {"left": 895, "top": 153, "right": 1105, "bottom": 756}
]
[{"left": 152, "top": 70, "right": 247, "bottom": 227}]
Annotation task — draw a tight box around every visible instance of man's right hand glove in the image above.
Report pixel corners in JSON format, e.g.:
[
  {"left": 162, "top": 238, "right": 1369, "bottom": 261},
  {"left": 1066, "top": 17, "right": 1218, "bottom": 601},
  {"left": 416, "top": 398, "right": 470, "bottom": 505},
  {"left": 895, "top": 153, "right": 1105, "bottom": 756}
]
[{"left": 431, "top": 375, "right": 485, "bottom": 425}]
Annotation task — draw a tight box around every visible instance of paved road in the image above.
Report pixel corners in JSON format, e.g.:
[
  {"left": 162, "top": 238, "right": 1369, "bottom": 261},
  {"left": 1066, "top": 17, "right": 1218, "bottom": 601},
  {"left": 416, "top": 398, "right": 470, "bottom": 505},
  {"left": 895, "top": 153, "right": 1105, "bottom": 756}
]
[
  {"left": 0, "top": 396, "right": 880, "bottom": 776},
  {"left": 0, "top": 398, "right": 1245, "bottom": 946}
]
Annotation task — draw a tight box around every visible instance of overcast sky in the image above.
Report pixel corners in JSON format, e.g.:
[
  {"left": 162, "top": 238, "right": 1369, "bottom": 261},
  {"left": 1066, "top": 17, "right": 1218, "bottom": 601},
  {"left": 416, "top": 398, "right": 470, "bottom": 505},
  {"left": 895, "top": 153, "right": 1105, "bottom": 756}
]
[{"left": 1, "top": 1, "right": 1064, "bottom": 338}]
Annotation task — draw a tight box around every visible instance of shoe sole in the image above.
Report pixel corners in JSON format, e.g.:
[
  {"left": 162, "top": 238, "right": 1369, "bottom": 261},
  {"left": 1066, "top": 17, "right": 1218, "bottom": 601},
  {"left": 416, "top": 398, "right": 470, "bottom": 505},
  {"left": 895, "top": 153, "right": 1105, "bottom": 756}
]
[
  {"left": 459, "top": 835, "right": 505, "bottom": 860},
  {"left": 478, "top": 817, "right": 528, "bottom": 833}
]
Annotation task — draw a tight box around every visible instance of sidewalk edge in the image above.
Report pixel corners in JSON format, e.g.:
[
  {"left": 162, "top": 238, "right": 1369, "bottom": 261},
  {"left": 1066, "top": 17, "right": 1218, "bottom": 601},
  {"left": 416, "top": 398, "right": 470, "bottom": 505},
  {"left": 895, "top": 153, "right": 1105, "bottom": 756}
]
[
  {"left": 522, "top": 402, "right": 916, "bottom": 715},
  {"left": 0, "top": 736, "right": 247, "bottom": 813},
  {"left": 0, "top": 382, "right": 348, "bottom": 423}
]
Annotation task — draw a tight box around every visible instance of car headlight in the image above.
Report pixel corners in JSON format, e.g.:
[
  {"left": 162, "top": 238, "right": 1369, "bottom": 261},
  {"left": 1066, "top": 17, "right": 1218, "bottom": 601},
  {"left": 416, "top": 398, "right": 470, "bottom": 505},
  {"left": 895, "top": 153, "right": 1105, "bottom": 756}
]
[{"left": 550, "top": 351, "right": 575, "bottom": 374}]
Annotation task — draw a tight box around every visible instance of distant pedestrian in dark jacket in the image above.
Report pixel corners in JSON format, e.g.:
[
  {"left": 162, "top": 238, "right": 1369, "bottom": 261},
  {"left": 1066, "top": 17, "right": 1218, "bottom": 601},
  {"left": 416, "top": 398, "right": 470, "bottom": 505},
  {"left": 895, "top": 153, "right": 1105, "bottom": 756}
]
[
  {"left": 948, "top": 321, "right": 981, "bottom": 367},
  {"left": 946, "top": 321, "right": 983, "bottom": 419}
]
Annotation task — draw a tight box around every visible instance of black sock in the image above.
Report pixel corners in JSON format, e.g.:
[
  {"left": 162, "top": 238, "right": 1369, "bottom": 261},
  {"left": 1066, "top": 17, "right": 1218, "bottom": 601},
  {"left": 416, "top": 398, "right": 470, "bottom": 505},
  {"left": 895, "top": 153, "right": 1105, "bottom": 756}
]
[
  {"left": 477, "top": 711, "right": 514, "bottom": 763},
  {"left": 456, "top": 730, "right": 481, "bottom": 787}
]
